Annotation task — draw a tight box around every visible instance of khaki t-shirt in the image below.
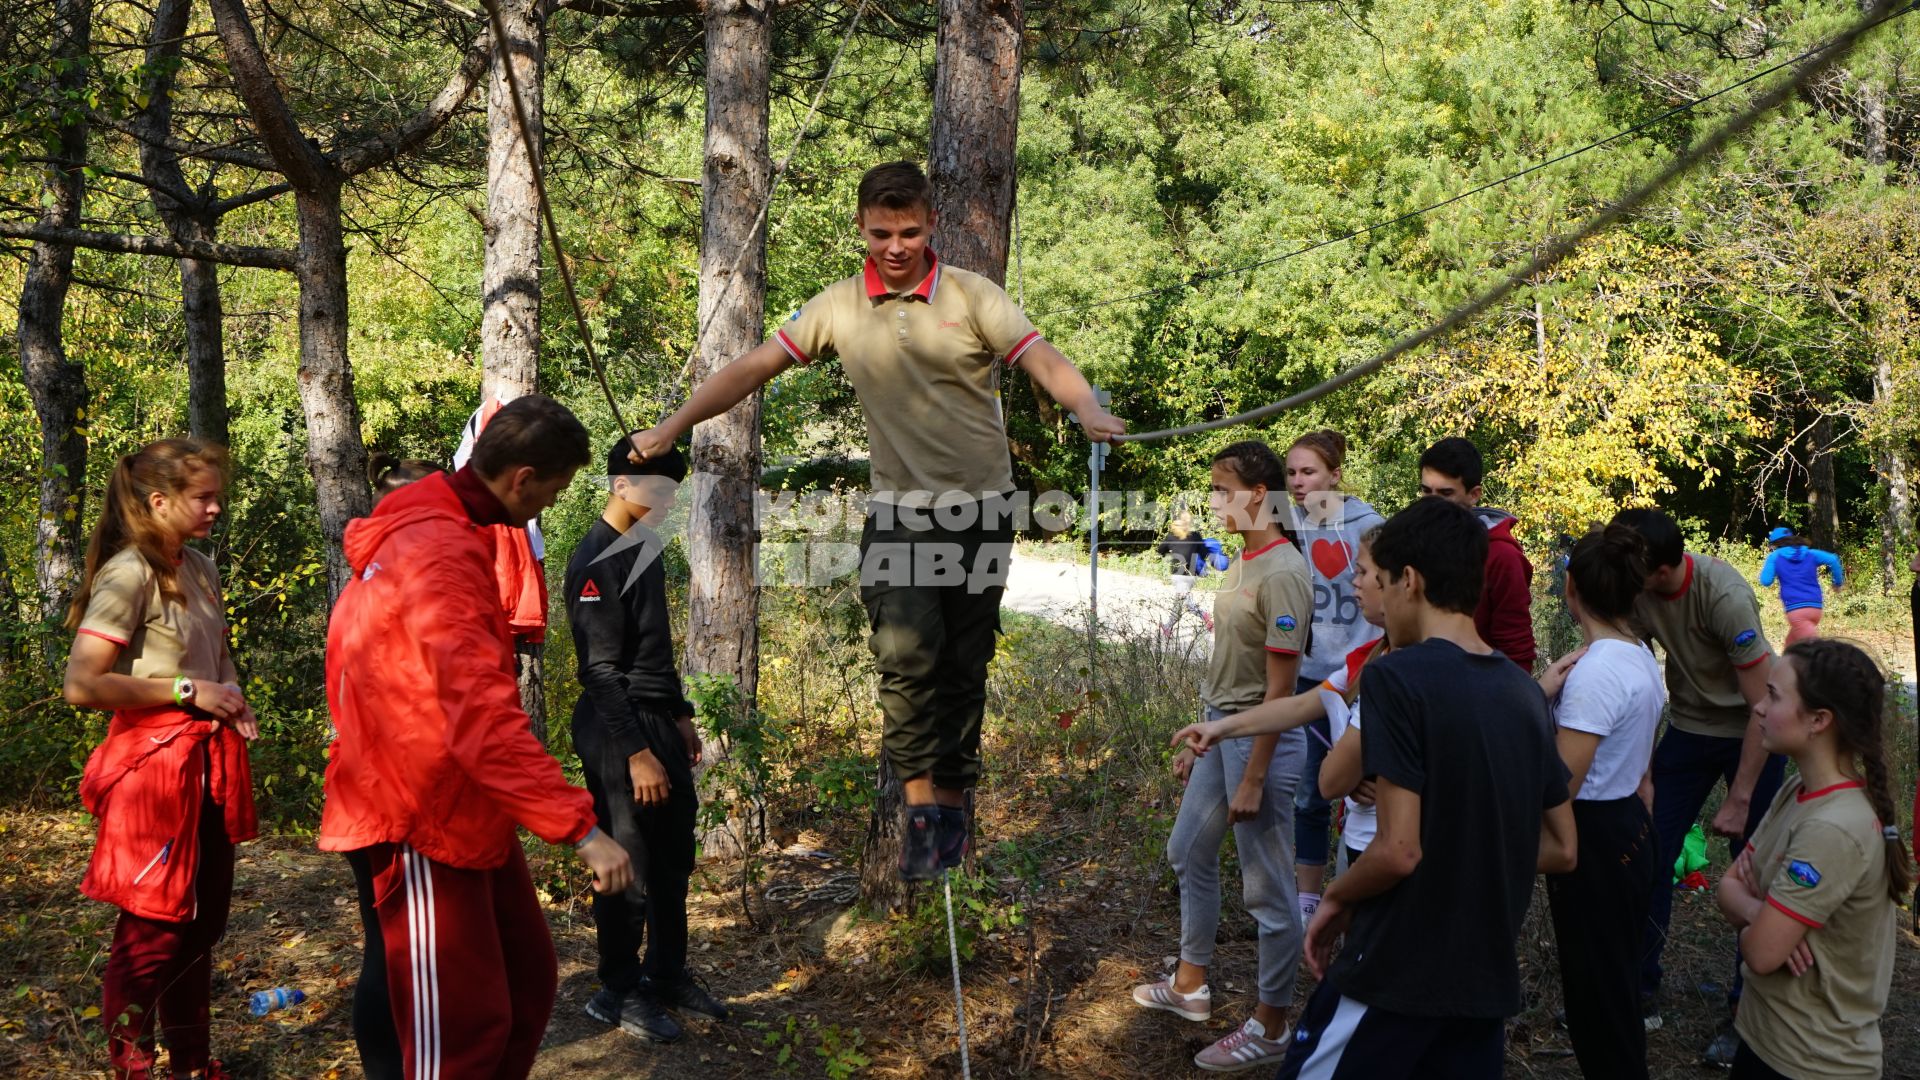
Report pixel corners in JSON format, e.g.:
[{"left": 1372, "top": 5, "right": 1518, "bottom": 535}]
[
  {"left": 1736, "top": 778, "right": 1895, "bottom": 1080},
  {"left": 1202, "top": 537, "right": 1313, "bottom": 713},
  {"left": 77, "top": 546, "right": 230, "bottom": 681},
  {"left": 1630, "top": 553, "right": 1771, "bottom": 738},
  {"left": 774, "top": 253, "right": 1042, "bottom": 509}
]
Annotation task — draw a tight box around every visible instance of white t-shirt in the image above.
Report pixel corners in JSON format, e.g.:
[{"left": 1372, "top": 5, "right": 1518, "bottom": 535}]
[
  {"left": 1321, "top": 665, "right": 1378, "bottom": 852},
  {"left": 1552, "top": 637, "right": 1665, "bottom": 802}
]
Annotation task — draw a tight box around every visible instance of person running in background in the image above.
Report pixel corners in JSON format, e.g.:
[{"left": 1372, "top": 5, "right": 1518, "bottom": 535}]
[
  {"left": 1276, "top": 496, "right": 1574, "bottom": 1079},
  {"left": 322, "top": 397, "right": 632, "bottom": 1080},
  {"left": 566, "top": 436, "right": 729, "bottom": 1045},
  {"left": 1613, "top": 507, "right": 1782, "bottom": 1063},
  {"left": 1157, "top": 507, "right": 1222, "bottom": 635},
  {"left": 1417, "top": 437, "right": 1536, "bottom": 670},
  {"left": 1715, "top": 639, "right": 1910, "bottom": 1080},
  {"left": 1758, "top": 527, "right": 1844, "bottom": 645},
  {"left": 1283, "top": 428, "right": 1384, "bottom": 927},
  {"left": 64, "top": 439, "right": 258, "bottom": 1080},
  {"left": 1133, "top": 440, "right": 1313, "bottom": 1072},
  {"left": 1539, "top": 524, "right": 1666, "bottom": 1080}
]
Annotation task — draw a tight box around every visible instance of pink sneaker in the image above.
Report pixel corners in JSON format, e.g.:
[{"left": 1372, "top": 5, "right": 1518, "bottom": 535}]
[
  {"left": 1194, "top": 1017, "right": 1290, "bottom": 1072},
  {"left": 1130, "top": 978, "right": 1211, "bottom": 1021}
]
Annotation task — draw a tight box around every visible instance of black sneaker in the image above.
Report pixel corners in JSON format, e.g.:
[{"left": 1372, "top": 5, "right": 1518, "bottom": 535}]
[
  {"left": 585, "top": 987, "right": 683, "bottom": 1044},
  {"left": 936, "top": 805, "right": 969, "bottom": 870},
  {"left": 642, "top": 971, "right": 731, "bottom": 1022},
  {"left": 1702, "top": 1020, "right": 1739, "bottom": 1067},
  {"left": 900, "top": 805, "right": 942, "bottom": 881}
]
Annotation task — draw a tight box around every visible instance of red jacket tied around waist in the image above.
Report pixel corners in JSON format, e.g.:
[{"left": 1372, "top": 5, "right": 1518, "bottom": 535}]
[
  {"left": 80, "top": 705, "right": 257, "bottom": 923},
  {"left": 320, "top": 471, "right": 594, "bottom": 868}
]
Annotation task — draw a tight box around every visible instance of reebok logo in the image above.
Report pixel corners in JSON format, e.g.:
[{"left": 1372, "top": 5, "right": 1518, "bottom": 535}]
[{"left": 579, "top": 579, "right": 602, "bottom": 602}]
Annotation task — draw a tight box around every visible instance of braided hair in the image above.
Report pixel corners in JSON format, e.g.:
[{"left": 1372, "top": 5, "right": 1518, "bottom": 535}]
[{"left": 1784, "top": 639, "right": 1913, "bottom": 903}]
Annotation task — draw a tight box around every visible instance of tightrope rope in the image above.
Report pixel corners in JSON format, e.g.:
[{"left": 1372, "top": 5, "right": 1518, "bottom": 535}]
[
  {"left": 1111, "top": 0, "right": 1916, "bottom": 444},
  {"left": 942, "top": 873, "right": 973, "bottom": 1080}
]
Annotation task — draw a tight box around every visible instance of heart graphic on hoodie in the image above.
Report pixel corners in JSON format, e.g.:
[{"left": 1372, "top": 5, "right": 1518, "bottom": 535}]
[{"left": 1311, "top": 538, "right": 1354, "bottom": 580}]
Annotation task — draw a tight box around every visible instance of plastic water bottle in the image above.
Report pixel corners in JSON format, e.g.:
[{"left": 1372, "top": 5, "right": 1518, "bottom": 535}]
[{"left": 249, "top": 988, "right": 305, "bottom": 1017}]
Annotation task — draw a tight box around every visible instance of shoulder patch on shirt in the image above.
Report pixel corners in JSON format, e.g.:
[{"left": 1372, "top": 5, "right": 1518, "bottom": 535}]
[
  {"left": 1786, "top": 860, "right": 1821, "bottom": 888},
  {"left": 1734, "top": 629, "right": 1758, "bottom": 648},
  {"left": 1276, "top": 614, "right": 1298, "bottom": 632},
  {"left": 579, "top": 579, "right": 602, "bottom": 602}
]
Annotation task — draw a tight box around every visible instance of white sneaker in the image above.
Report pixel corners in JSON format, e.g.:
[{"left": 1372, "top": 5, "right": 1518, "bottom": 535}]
[
  {"left": 1130, "top": 978, "right": 1212, "bottom": 1022},
  {"left": 1194, "top": 1017, "right": 1291, "bottom": 1072}
]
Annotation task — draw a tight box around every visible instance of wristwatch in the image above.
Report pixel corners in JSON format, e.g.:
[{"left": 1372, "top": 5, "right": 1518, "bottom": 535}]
[{"left": 173, "top": 676, "right": 197, "bottom": 708}]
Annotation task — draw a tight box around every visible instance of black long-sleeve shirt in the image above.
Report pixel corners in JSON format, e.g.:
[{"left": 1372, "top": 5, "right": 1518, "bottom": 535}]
[{"left": 564, "top": 518, "right": 692, "bottom": 760}]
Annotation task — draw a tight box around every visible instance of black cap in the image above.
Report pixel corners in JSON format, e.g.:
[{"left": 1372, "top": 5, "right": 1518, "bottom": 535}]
[{"left": 606, "top": 434, "right": 687, "bottom": 482}]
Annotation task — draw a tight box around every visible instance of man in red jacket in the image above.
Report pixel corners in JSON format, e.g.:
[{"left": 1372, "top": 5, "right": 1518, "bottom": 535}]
[
  {"left": 322, "top": 395, "right": 632, "bottom": 1080},
  {"left": 1418, "top": 438, "right": 1536, "bottom": 670}
]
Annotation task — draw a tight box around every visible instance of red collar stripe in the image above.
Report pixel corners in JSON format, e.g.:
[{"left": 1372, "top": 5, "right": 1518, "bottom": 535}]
[
  {"left": 1004, "top": 331, "right": 1043, "bottom": 366},
  {"left": 864, "top": 249, "right": 941, "bottom": 301},
  {"left": 1657, "top": 554, "right": 1696, "bottom": 601},
  {"left": 1796, "top": 779, "right": 1863, "bottom": 803},
  {"left": 1242, "top": 537, "right": 1291, "bottom": 561}
]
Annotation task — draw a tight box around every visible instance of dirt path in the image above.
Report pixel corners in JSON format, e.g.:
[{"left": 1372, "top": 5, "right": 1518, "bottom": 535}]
[{"left": 1002, "top": 553, "right": 1213, "bottom": 654}]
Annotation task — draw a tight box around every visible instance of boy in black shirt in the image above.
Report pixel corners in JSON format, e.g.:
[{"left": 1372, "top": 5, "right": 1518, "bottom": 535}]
[
  {"left": 1278, "top": 497, "right": 1576, "bottom": 1079},
  {"left": 566, "top": 436, "right": 728, "bottom": 1044}
]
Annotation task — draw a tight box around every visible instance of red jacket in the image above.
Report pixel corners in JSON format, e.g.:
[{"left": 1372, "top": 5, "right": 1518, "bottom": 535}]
[
  {"left": 1475, "top": 515, "right": 1537, "bottom": 670},
  {"left": 81, "top": 706, "right": 257, "bottom": 922},
  {"left": 319, "top": 472, "right": 594, "bottom": 868}
]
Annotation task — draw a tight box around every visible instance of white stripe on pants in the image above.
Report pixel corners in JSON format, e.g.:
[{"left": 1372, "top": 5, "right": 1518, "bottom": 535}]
[{"left": 403, "top": 846, "right": 441, "bottom": 1080}]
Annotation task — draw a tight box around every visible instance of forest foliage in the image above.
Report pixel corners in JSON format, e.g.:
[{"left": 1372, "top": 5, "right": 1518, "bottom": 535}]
[{"left": 2, "top": 0, "right": 1917, "bottom": 814}]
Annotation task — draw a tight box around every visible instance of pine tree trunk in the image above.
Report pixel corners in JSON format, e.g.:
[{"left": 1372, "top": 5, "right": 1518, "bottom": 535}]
[
  {"left": 16, "top": 0, "right": 92, "bottom": 625},
  {"left": 1807, "top": 414, "right": 1840, "bottom": 553},
  {"left": 180, "top": 230, "right": 229, "bottom": 447},
  {"left": 691, "top": 0, "right": 771, "bottom": 857},
  {"left": 482, "top": 0, "right": 543, "bottom": 404},
  {"left": 862, "top": 0, "right": 1025, "bottom": 912},
  {"left": 294, "top": 184, "right": 373, "bottom": 599}
]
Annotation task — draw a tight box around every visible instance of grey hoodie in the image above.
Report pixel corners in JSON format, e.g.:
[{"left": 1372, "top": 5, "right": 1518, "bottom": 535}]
[{"left": 1290, "top": 494, "right": 1388, "bottom": 682}]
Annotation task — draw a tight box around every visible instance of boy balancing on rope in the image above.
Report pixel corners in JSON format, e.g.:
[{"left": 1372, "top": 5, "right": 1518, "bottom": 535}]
[{"left": 630, "top": 160, "right": 1125, "bottom": 879}]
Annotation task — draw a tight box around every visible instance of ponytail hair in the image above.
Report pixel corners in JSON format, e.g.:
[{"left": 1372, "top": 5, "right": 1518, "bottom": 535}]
[
  {"left": 369, "top": 452, "right": 444, "bottom": 505},
  {"left": 1288, "top": 429, "right": 1349, "bottom": 476},
  {"left": 65, "top": 438, "right": 230, "bottom": 630},
  {"left": 1566, "top": 523, "right": 1649, "bottom": 624},
  {"left": 1212, "top": 439, "right": 1295, "bottom": 543},
  {"left": 1784, "top": 639, "right": 1913, "bottom": 904}
]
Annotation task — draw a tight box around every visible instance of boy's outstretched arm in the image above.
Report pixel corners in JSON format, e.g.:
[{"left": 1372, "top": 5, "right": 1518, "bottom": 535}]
[
  {"left": 1018, "top": 342, "right": 1126, "bottom": 441},
  {"left": 631, "top": 338, "right": 794, "bottom": 459}
]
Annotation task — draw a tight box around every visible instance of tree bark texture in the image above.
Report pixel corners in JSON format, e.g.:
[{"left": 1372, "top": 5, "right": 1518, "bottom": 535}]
[
  {"left": 16, "top": 0, "right": 92, "bottom": 625},
  {"left": 927, "top": 0, "right": 1023, "bottom": 285},
  {"left": 209, "top": 0, "right": 488, "bottom": 598},
  {"left": 1874, "top": 358, "right": 1914, "bottom": 595},
  {"left": 1807, "top": 414, "right": 1841, "bottom": 553},
  {"left": 690, "top": 0, "right": 770, "bottom": 708},
  {"left": 139, "top": 0, "right": 229, "bottom": 446},
  {"left": 482, "top": 0, "right": 544, "bottom": 404}
]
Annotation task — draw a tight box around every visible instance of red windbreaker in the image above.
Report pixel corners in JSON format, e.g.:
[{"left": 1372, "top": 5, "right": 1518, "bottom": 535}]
[
  {"left": 319, "top": 472, "right": 594, "bottom": 868},
  {"left": 80, "top": 705, "right": 257, "bottom": 922}
]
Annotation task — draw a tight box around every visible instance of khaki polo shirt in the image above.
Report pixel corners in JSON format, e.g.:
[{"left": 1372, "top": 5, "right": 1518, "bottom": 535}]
[
  {"left": 1203, "top": 537, "right": 1314, "bottom": 713},
  {"left": 77, "top": 546, "right": 231, "bottom": 681},
  {"left": 1735, "top": 778, "right": 1895, "bottom": 1079},
  {"left": 775, "top": 252, "right": 1043, "bottom": 509},
  {"left": 1630, "top": 553, "right": 1771, "bottom": 738}
]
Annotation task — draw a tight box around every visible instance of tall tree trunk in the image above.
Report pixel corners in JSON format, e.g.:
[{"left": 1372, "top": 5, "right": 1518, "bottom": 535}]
[
  {"left": 691, "top": 0, "right": 770, "bottom": 857},
  {"left": 293, "top": 185, "right": 372, "bottom": 599},
  {"left": 1807, "top": 414, "right": 1840, "bottom": 553},
  {"left": 1874, "top": 358, "right": 1913, "bottom": 594},
  {"left": 482, "top": 0, "right": 543, "bottom": 403},
  {"left": 927, "top": 0, "right": 1023, "bottom": 284},
  {"left": 17, "top": 0, "right": 92, "bottom": 625},
  {"left": 140, "top": 0, "right": 228, "bottom": 445},
  {"left": 863, "top": 0, "right": 1025, "bottom": 911}
]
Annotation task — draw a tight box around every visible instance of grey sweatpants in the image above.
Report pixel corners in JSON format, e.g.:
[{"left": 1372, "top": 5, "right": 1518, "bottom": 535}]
[{"left": 1168, "top": 705, "right": 1307, "bottom": 1007}]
